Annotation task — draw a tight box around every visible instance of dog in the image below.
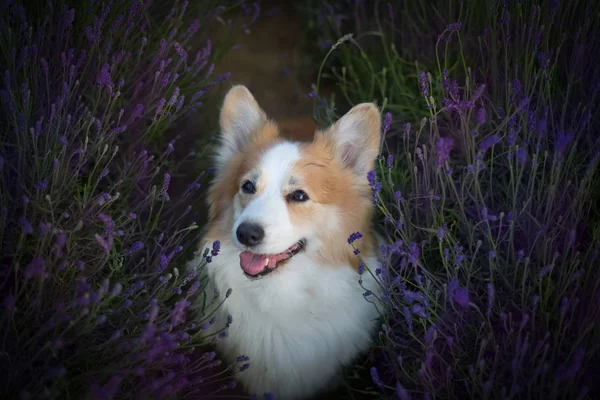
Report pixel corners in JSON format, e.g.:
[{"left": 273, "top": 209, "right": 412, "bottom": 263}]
[{"left": 194, "top": 85, "right": 383, "bottom": 399}]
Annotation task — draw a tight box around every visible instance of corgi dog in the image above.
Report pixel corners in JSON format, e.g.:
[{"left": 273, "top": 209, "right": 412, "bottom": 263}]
[{"left": 195, "top": 85, "right": 383, "bottom": 399}]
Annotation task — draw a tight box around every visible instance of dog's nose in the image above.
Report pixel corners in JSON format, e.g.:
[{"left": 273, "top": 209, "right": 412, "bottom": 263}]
[{"left": 236, "top": 222, "right": 265, "bottom": 247}]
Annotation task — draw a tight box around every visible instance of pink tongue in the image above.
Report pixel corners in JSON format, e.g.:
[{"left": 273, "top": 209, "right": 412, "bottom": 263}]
[
  {"left": 239, "top": 251, "right": 289, "bottom": 276},
  {"left": 239, "top": 252, "right": 269, "bottom": 276}
]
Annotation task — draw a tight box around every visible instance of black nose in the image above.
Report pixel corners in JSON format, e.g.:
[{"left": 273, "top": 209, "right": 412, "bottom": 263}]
[{"left": 236, "top": 222, "right": 265, "bottom": 247}]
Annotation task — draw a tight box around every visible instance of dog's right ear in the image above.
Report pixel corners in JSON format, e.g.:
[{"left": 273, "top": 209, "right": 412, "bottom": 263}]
[{"left": 216, "top": 85, "right": 267, "bottom": 167}]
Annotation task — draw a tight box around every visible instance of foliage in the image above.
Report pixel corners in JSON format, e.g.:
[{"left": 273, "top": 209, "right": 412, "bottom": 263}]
[
  {"left": 0, "top": 0, "right": 262, "bottom": 398},
  {"left": 307, "top": 1, "right": 600, "bottom": 399}
]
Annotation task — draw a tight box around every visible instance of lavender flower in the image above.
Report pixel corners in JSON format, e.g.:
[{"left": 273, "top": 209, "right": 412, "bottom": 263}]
[
  {"left": 435, "top": 137, "right": 454, "bottom": 167},
  {"left": 127, "top": 241, "right": 144, "bottom": 256},
  {"left": 419, "top": 71, "right": 429, "bottom": 97},
  {"left": 367, "top": 170, "right": 382, "bottom": 205},
  {"left": 211, "top": 240, "right": 220, "bottom": 257},
  {"left": 453, "top": 287, "right": 470, "bottom": 308},
  {"left": 19, "top": 217, "right": 33, "bottom": 234},
  {"left": 370, "top": 366, "right": 385, "bottom": 389},
  {"left": 24, "top": 258, "right": 47, "bottom": 280},
  {"left": 556, "top": 130, "right": 574, "bottom": 156},
  {"left": 476, "top": 107, "right": 487, "bottom": 124},
  {"left": 348, "top": 232, "right": 363, "bottom": 244},
  {"left": 479, "top": 135, "right": 501, "bottom": 152},
  {"left": 383, "top": 112, "right": 392, "bottom": 135},
  {"left": 402, "top": 122, "right": 411, "bottom": 137},
  {"left": 34, "top": 179, "right": 48, "bottom": 190}
]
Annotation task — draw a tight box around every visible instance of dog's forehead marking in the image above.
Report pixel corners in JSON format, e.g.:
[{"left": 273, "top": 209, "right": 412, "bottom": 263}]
[{"left": 259, "top": 142, "right": 301, "bottom": 189}]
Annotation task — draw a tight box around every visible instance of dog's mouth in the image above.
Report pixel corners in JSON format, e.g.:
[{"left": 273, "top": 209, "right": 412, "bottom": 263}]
[{"left": 239, "top": 240, "right": 306, "bottom": 278}]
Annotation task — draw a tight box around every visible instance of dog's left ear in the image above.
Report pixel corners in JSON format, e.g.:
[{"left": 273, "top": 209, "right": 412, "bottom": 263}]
[
  {"left": 325, "top": 103, "right": 381, "bottom": 176},
  {"left": 216, "top": 85, "right": 267, "bottom": 167}
]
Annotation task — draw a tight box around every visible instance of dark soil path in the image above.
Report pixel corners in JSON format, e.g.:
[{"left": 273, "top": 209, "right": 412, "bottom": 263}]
[{"left": 213, "top": 0, "right": 315, "bottom": 121}]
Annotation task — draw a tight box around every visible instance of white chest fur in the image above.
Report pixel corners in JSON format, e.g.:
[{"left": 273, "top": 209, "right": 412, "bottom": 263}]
[{"left": 196, "top": 243, "right": 381, "bottom": 400}]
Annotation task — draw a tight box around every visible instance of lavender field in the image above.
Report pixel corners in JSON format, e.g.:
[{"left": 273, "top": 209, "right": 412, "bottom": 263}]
[{"left": 1, "top": 0, "right": 599, "bottom": 399}]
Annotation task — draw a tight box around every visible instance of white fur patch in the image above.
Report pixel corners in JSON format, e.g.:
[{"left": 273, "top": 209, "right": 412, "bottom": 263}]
[
  {"left": 232, "top": 142, "right": 302, "bottom": 254},
  {"left": 197, "top": 239, "right": 381, "bottom": 400}
]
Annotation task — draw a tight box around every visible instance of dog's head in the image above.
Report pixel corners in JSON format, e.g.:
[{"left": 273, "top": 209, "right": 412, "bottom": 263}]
[{"left": 206, "top": 85, "right": 381, "bottom": 279}]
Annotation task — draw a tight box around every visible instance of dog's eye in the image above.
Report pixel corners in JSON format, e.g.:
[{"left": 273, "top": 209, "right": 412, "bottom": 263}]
[
  {"left": 288, "top": 190, "right": 309, "bottom": 202},
  {"left": 241, "top": 181, "right": 256, "bottom": 194}
]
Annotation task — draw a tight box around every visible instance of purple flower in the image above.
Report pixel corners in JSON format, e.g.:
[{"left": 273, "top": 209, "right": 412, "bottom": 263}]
[
  {"left": 94, "top": 234, "right": 112, "bottom": 253},
  {"left": 558, "top": 348, "right": 585, "bottom": 381},
  {"left": 370, "top": 366, "right": 385, "bottom": 389},
  {"left": 187, "top": 281, "right": 201, "bottom": 297},
  {"left": 84, "top": 16, "right": 103, "bottom": 46},
  {"left": 538, "top": 264, "right": 553, "bottom": 278},
  {"left": 211, "top": 240, "right": 220, "bottom": 257},
  {"left": 161, "top": 173, "right": 171, "bottom": 199},
  {"left": 518, "top": 97, "right": 530, "bottom": 112},
  {"left": 127, "top": 241, "right": 144, "bottom": 256},
  {"left": 402, "top": 122, "right": 411, "bottom": 137},
  {"left": 387, "top": 154, "right": 394, "bottom": 169},
  {"left": 383, "top": 112, "right": 392, "bottom": 134},
  {"left": 453, "top": 287, "right": 470, "bottom": 308},
  {"left": 537, "top": 50, "right": 553, "bottom": 70},
  {"left": 96, "top": 63, "right": 114, "bottom": 95},
  {"left": 153, "top": 98, "right": 166, "bottom": 121},
  {"left": 472, "top": 84, "right": 486, "bottom": 101},
  {"left": 435, "top": 137, "right": 454, "bottom": 167},
  {"left": 97, "top": 193, "right": 112, "bottom": 206},
  {"left": 447, "top": 21, "right": 462, "bottom": 32},
  {"left": 24, "top": 258, "right": 47, "bottom": 280},
  {"left": 99, "top": 168, "right": 110, "bottom": 180},
  {"left": 419, "top": 71, "right": 429, "bottom": 97},
  {"left": 476, "top": 107, "right": 486, "bottom": 124},
  {"left": 479, "top": 135, "right": 501, "bottom": 152},
  {"left": 512, "top": 78, "right": 522, "bottom": 95},
  {"left": 35, "top": 179, "right": 48, "bottom": 190},
  {"left": 109, "top": 125, "right": 127, "bottom": 136},
  {"left": 567, "top": 229, "right": 576, "bottom": 249},
  {"left": 170, "top": 299, "right": 190, "bottom": 326},
  {"left": 54, "top": 233, "right": 67, "bottom": 257},
  {"left": 213, "top": 73, "right": 230, "bottom": 83},
  {"left": 348, "top": 232, "right": 363, "bottom": 244},
  {"left": 19, "top": 217, "right": 33, "bottom": 234},
  {"left": 40, "top": 57, "right": 49, "bottom": 75},
  {"left": 129, "top": 104, "right": 144, "bottom": 123},
  {"left": 357, "top": 262, "right": 365, "bottom": 275},
  {"left": 486, "top": 283, "right": 495, "bottom": 316},
  {"left": 60, "top": 5, "right": 75, "bottom": 32},
  {"left": 442, "top": 70, "right": 459, "bottom": 98},
  {"left": 556, "top": 130, "right": 574, "bottom": 156},
  {"left": 537, "top": 117, "right": 547, "bottom": 137},
  {"left": 437, "top": 224, "right": 447, "bottom": 241},
  {"left": 396, "top": 382, "right": 411, "bottom": 400},
  {"left": 367, "top": 170, "right": 382, "bottom": 205},
  {"left": 395, "top": 191, "right": 405, "bottom": 202},
  {"left": 408, "top": 242, "right": 420, "bottom": 265}
]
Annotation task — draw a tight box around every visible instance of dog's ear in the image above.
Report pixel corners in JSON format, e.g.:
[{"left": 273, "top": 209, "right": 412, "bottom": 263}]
[
  {"left": 216, "top": 85, "right": 267, "bottom": 166},
  {"left": 324, "top": 103, "right": 381, "bottom": 176}
]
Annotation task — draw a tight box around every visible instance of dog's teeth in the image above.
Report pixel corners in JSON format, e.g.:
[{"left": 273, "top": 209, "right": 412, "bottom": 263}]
[{"left": 265, "top": 258, "right": 269, "bottom": 267}]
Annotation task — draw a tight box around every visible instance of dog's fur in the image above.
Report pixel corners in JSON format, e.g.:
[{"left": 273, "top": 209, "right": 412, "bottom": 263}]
[{"left": 193, "top": 85, "right": 382, "bottom": 399}]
